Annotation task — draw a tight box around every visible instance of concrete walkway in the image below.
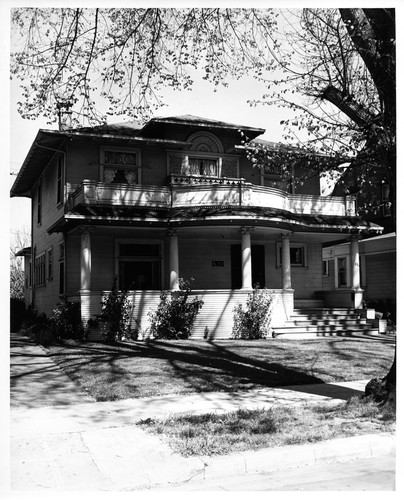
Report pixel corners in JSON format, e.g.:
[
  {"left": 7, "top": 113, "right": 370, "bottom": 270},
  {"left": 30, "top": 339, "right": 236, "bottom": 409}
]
[{"left": 8, "top": 332, "right": 395, "bottom": 491}]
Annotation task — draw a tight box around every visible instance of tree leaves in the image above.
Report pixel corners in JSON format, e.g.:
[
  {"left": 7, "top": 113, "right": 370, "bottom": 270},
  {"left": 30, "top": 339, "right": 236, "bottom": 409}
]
[{"left": 11, "top": 8, "right": 278, "bottom": 126}]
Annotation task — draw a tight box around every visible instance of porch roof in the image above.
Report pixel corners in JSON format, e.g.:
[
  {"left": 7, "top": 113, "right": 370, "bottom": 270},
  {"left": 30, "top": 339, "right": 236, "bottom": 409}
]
[{"left": 47, "top": 204, "right": 383, "bottom": 235}]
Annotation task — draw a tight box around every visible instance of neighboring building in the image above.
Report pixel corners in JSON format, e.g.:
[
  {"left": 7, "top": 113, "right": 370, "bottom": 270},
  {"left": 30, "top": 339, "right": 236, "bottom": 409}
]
[
  {"left": 322, "top": 160, "right": 396, "bottom": 320},
  {"left": 11, "top": 115, "right": 383, "bottom": 339},
  {"left": 14, "top": 247, "right": 32, "bottom": 306}
]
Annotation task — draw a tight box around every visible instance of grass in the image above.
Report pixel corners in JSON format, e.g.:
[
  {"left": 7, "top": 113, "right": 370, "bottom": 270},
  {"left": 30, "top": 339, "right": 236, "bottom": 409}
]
[
  {"left": 46, "top": 337, "right": 395, "bottom": 401},
  {"left": 138, "top": 396, "right": 396, "bottom": 457}
]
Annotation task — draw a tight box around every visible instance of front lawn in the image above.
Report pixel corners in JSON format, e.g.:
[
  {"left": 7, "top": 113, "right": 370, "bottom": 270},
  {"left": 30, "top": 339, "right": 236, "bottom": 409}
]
[{"left": 47, "top": 337, "right": 395, "bottom": 401}]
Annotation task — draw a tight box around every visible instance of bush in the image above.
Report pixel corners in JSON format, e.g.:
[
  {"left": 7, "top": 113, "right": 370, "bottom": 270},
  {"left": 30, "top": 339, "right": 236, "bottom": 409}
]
[
  {"left": 148, "top": 279, "right": 203, "bottom": 339},
  {"left": 20, "top": 308, "right": 53, "bottom": 346},
  {"left": 97, "top": 278, "right": 132, "bottom": 344},
  {"left": 50, "top": 300, "right": 85, "bottom": 341},
  {"left": 232, "top": 288, "right": 275, "bottom": 339},
  {"left": 10, "top": 297, "right": 25, "bottom": 332}
]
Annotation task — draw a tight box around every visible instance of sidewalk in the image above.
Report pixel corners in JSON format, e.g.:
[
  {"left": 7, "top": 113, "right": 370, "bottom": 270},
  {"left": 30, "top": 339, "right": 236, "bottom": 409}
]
[{"left": 9, "top": 333, "right": 396, "bottom": 491}]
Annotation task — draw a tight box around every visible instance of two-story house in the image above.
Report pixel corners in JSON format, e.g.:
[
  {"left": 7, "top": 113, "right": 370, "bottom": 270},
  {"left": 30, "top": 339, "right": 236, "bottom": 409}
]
[{"left": 11, "top": 115, "right": 383, "bottom": 339}]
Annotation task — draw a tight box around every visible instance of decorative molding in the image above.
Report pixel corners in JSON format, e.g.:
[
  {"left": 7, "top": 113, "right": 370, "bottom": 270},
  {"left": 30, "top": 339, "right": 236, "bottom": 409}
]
[{"left": 187, "top": 132, "right": 223, "bottom": 153}]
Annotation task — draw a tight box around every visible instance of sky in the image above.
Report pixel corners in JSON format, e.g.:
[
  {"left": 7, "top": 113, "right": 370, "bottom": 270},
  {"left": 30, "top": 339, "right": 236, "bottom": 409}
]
[{"left": 4, "top": 0, "right": 403, "bottom": 250}]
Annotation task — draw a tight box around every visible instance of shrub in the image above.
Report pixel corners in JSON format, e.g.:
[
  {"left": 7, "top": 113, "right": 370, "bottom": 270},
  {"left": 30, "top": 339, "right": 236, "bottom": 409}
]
[
  {"left": 148, "top": 279, "right": 203, "bottom": 339},
  {"left": 50, "top": 300, "right": 85, "bottom": 341},
  {"left": 20, "top": 307, "right": 53, "bottom": 346},
  {"left": 97, "top": 278, "right": 132, "bottom": 344},
  {"left": 232, "top": 288, "right": 275, "bottom": 339},
  {"left": 10, "top": 297, "right": 25, "bottom": 332}
]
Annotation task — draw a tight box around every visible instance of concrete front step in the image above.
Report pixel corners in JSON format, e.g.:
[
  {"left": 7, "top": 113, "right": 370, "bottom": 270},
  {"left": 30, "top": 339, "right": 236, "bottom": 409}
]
[
  {"left": 273, "top": 323, "right": 376, "bottom": 333},
  {"left": 293, "top": 307, "right": 358, "bottom": 315},
  {"left": 286, "top": 319, "right": 369, "bottom": 327},
  {"left": 294, "top": 299, "right": 325, "bottom": 308},
  {"left": 272, "top": 305, "right": 378, "bottom": 338},
  {"left": 272, "top": 329, "right": 380, "bottom": 339}
]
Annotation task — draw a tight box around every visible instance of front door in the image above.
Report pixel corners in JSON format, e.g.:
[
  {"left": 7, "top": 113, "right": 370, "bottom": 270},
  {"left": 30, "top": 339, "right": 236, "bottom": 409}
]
[{"left": 231, "top": 244, "right": 265, "bottom": 289}]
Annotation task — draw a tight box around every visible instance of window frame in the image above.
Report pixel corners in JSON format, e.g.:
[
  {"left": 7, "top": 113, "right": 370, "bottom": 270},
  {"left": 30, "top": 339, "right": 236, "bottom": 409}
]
[
  {"left": 187, "top": 155, "right": 221, "bottom": 177},
  {"left": 336, "top": 256, "right": 348, "bottom": 288},
  {"left": 56, "top": 154, "right": 65, "bottom": 206},
  {"left": 59, "top": 242, "right": 65, "bottom": 295},
  {"left": 276, "top": 242, "right": 307, "bottom": 268},
  {"left": 100, "top": 146, "right": 141, "bottom": 185},
  {"left": 34, "top": 252, "right": 46, "bottom": 287},
  {"left": 115, "top": 238, "right": 163, "bottom": 290},
  {"left": 47, "top": 247, "right": 53, "bottom": 281},
  {"left": 322, "top": 259, "right": 329, "bottom": 277}
]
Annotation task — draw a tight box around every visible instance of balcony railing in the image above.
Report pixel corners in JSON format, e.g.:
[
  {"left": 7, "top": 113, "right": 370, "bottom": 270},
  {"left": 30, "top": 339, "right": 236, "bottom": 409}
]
[{"left": 67, "top": 178, "right": 356, "bottom": 217}]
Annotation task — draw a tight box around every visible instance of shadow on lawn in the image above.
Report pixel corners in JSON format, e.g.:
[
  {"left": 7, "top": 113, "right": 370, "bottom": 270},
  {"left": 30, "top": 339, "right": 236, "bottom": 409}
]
[
  {"left": 10, "top": 333, "right": 95, "bottom": 409},
  {"left": 11, "top": 334, "right": 375, "bottom": 407},
  {"left": 48, "top": 338, "right": 328, "bottom": 396}
]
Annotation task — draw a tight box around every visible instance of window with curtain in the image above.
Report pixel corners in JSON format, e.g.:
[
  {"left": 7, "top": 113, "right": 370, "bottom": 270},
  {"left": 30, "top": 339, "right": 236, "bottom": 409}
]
[{"left": 188, "top": 158, "right": 219, "bottom": 176}]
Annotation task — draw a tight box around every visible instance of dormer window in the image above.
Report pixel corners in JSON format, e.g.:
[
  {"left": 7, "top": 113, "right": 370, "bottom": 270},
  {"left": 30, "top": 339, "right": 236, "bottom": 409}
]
[{"left": 100, "top": 146, "right": 141, "bottom": 184}]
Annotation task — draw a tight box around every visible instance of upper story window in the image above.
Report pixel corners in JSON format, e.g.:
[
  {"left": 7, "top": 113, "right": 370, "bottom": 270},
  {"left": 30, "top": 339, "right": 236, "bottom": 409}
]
[
  {"left": 261, "top": 164, "right": 292, "bottom": 192},
  {"left": 56, "top": 155, "right": 64, "bottom": 206},
  {"left": 168, "top": 132, "right": 239, "bottom": 180},
  {"left": 100, "top": 146, "right": 141, "bottom": 184},
  {"left": 34, "top": 252, "right": 46, "bottom": 287},
  {"left": 188, "top": 157, "right": 220, "bottom": 176}
]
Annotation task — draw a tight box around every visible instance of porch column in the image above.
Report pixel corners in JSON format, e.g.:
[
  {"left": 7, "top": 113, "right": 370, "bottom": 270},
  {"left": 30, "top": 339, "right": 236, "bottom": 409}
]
[
  {"left": 241, "top": 227, "right": 254, "bottom": 289},
  {"left": 350, "top": 235, "right": 363, "bottom": 308},
  {"left": 168, "top": 229, "right": 180, "bottom": 291},
  {"left": 80, "top": 227, "right": 92, "bottom": 290},
  {"left": 80, "top": 227, "right": 93, "bottom": 325},
  {"left": 350, "top": 236, "right": 361, "bottom": 289},
  {"left": 281, "top": 233, "right": 292, "bottom": 289}
]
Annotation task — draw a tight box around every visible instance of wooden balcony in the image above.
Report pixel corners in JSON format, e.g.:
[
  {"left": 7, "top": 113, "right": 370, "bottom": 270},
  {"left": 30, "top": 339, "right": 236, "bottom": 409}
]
[{"left": 67, "top": 177, "right": 356, "bottom": 217}]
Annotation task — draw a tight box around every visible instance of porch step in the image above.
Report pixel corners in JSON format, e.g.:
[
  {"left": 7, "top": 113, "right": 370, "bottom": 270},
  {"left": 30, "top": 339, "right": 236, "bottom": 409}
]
[
  {"left": 294, "top": 299, "right": 325, "bottom": 308},
  {"left": 272, "top": 307, "right": 379, "bottom": 339},
  {"left": 286, "top": 318, "right": 369, "bottom": 327},
  {"left": 271, "top": 328, "right": 380, "bottom": 339},
  {"left": 292, "top": 307, "right": 358, "bottom": 316}
]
